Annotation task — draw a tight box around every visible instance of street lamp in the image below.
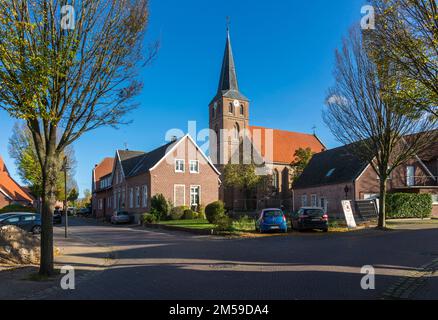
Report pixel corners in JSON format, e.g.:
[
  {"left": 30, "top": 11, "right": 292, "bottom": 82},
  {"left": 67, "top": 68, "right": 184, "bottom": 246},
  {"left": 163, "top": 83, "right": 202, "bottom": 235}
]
[{"left": 61, "top": 156, "right": 71, "bottom": 239}]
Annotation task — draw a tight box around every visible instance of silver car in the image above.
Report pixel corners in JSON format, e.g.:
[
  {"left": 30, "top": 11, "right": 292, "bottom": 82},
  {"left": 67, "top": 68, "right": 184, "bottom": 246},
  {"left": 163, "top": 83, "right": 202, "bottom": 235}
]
[{"left": 110, "top": 211, "right": 131, "bottom": 224}]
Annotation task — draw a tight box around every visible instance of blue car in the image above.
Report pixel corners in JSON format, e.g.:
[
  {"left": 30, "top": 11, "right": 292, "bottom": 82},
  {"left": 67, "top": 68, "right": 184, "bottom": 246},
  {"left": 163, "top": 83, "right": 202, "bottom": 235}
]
[{"left": 255, "top": 208, "right": 288, "bottom": 233}]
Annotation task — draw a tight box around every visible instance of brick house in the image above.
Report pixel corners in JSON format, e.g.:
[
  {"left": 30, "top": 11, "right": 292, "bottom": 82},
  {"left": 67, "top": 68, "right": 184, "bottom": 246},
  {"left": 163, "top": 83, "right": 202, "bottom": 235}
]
[
  {"left": 92, "top": 135, "right": 220, "bottom": 221},
  {"left": 92, "top": 157, "right": 115, "bottom": 218},
  {"left": 209, "top": 30, "right": 326, "bottom": 210},
  {"left": 0, "top": 155, "right": 34, "bottom": 209},
  {"left": 293, "top": 143, "right": 438, "bottom": 217}
]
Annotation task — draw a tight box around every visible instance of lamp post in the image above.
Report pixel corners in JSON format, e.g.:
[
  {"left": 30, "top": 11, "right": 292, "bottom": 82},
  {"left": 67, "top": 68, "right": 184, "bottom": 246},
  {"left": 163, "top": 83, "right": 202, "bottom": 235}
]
[{"left": 62, "top": 156, "right": 71, "bottom": 238}]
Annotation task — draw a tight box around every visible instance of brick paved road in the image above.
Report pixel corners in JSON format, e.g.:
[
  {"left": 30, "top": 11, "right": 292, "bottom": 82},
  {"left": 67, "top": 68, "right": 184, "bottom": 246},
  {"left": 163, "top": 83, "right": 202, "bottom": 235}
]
[{"left": 44, "top": 218, "right": 438, "bottom": 300}]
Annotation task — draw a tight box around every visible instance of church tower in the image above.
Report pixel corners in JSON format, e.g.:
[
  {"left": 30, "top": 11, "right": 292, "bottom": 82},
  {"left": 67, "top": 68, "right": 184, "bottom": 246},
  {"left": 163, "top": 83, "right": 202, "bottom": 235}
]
[{"left": 209, "top": 29, "right": 250, "bottom": 167}]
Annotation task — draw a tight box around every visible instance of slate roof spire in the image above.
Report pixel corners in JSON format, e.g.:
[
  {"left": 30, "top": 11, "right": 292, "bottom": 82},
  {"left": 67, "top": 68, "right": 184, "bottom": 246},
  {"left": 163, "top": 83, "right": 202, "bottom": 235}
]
[{"left": 216, "top": 27, "right": 248, "bottom": 101}]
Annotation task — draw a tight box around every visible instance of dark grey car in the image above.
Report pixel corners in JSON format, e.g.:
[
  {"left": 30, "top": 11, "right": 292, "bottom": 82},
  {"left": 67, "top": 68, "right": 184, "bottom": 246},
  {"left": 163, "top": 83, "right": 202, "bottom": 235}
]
[{"left": 0, "top": 213, "right": 42, "bottom": 234}]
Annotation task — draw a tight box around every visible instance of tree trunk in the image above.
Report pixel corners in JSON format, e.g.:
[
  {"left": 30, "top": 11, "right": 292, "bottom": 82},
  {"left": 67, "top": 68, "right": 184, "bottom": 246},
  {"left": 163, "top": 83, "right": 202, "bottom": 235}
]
[
  {"left": 378, "top": 177, "right": 387, "bottom": 229},
  {"left": 39, "top": 153, "right": 59, "bottom": 276}
]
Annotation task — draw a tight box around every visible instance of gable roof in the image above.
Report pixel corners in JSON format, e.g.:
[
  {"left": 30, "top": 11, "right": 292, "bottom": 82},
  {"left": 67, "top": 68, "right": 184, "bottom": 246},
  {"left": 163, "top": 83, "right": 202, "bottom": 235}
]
[
  {"left": 93, "top": 157, "right": 115, "bottom": 182},
  {"left": 293, "top": 144, "right": 369, "bottom": 189},
  {"left": 115, "top": 135, "right": 221, "bottom": 178},
  {"left": 127, "top": 140, "right": 177, "bottom": 177},
  {"left": 249, "top": 126, "right": 326, "bottom": 164},
  {"left": 0, "top": 155, "right": 34, "bottom": 203}
]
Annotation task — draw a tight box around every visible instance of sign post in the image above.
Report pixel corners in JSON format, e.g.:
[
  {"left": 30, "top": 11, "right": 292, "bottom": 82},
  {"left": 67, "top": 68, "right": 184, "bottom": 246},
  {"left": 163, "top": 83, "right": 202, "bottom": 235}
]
[{"left": 342, "top": 200, "right": 357, "bottom": 229}]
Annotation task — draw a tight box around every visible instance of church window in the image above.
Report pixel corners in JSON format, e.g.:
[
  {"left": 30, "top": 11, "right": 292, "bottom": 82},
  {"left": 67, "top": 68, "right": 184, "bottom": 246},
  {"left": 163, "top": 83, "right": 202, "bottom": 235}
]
[
  {"left": 272, "top": 169, "right": 279, "bottom": 190},
  {"left": 229, "top": 102, "right": 233, "bottom": 114},
  {"left": 234, "top": 123, "right": 240, "bottom": 140},
  {"left": 240, "top": 104, "right": 244, "bottom": 115}
]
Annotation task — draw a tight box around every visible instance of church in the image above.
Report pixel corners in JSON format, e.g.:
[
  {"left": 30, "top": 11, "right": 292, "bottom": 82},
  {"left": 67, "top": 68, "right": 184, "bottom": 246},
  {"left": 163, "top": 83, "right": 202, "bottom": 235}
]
[{"left": 209, "top": 30, "right": 326, "bottom": 211}]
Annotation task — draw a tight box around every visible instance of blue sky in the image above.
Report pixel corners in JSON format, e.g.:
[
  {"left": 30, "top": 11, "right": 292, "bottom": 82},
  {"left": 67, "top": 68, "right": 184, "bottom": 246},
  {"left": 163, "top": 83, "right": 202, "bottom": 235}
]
[{"left": 0, "top": 0, "right": 366, "bottom": 196}]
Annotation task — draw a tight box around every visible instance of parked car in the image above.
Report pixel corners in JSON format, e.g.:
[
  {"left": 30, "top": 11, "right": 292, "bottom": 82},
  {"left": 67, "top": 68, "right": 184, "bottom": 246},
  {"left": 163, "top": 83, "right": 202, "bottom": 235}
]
[
  {"left": 291, "top": 207, "right": 328, "bottom": 232},
  {"left": 53, "top": 209, "right": 62, "bottom": 225},
  {"left": 0, "top": 213, "right": 42, "bottom": 234},
  {"left": 110, "top": 211, "right": 131, "bottom": 225},
  {"left": 77, "top": 207, "right": 92, "bottom": 217},
  {"left": 255, "top": 208, "right": 288, "bottom": 233}
]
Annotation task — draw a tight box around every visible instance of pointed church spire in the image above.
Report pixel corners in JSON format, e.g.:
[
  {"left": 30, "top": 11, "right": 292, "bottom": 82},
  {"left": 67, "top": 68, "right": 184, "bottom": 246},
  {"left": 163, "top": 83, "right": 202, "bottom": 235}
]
[{"left": 216, "top": 24, "right": 248, "bottom": 101}]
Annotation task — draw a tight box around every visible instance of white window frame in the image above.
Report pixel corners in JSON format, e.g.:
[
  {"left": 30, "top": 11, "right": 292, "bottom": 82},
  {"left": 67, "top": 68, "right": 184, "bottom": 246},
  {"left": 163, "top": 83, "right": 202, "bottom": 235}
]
[
  {"left": 129, "top": 188, "right": 134, "bottom": 208},
  {"left": 135, "top": 186, "right": 141, "bottom": 208},
  {"left": 311, "top": 194, "right": 317, "bottom": 207},
  {"left": 175, "top": 159, "right": 185, "bottom": 173},
  {"left": 432, "top": 194, "right": 438, "bottom": 205},
  {"left": 407, "top": 166, "right": 415, "bottom": 187},
  {"left": 174, "top": 184, "right": 186, "bottom": 206},
  {"left": 189, "top": 160, "right": 199, "bottom": 173},
  {"left": 190, "top": 185, "right": 201, "bottom": 206},
  {"left": 301, "top": 195, "right": 307, "bottom": 207},
  {"left": 142, "top": 185, "right": 148, "bottom": 208}
]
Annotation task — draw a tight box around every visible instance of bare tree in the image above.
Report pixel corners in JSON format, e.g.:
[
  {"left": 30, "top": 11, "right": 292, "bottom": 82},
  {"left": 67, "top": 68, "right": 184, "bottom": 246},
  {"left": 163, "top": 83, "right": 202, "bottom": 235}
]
[
  {"left": 371, "top": 0, "right": 438, "bottom": 117},
  {"left": 323, "top": 28, "right": 437, "bottom": 228},
  {"left": 0, "top": 0, "right": 158, "bottom": 275}
]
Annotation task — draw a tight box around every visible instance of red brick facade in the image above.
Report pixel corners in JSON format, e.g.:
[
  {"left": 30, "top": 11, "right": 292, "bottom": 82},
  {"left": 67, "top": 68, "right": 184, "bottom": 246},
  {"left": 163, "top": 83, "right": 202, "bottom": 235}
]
[{"left": 92, "top": 136, "right": 220, "bottom": 221}]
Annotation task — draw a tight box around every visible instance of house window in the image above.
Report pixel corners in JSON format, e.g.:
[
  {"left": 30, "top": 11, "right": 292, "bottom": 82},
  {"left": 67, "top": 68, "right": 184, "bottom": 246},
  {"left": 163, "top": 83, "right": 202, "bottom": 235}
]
[
  {"left": 407, "top": 166, "right": 415, "bottom": 186},
  {"left": 301, "top": 195, "right": 307, "bottom": 207},
  {"left": 272, "top": 169, "right": 279, "bottom": 190},
  {"left": 320, "top": 197, "right": 327, "bottom": 212},
  {"left": 129, "top": 188, "right": 134, "bottom": 208},
  {"left": 190, "top": 186, "right": 200, "bottom": 207},
  {"left": 432, "top": 194, "right": 438, "bottom": 205},
  {"left": 175, "top": 159, "right": 185, "bottom": 173},
  {"left": 113, "top": 190, "right": 117, "bottom": 208},
  {"left": 121, "top": 187, "right": 126, "bottom": 208},
  {"left": 98, "top": 199, "right": 103, "bottom": 210},
  {"left": 142, "top": 185, "right": 148, "bottom": 208},
  {"left": 135, "top": 187, "right": 141, "bottom": 208},
  {"left": 107, "top": 196, "right": 111, "bottom": 208},
  {"left": 311, "top": 194, "right": 317, "bottom": 207},
  {"left": 174, "top": 185, "right": 185, "bottom": 207},
  {"left": 190, "top": 160, "right": 199, "bottom": 173}
]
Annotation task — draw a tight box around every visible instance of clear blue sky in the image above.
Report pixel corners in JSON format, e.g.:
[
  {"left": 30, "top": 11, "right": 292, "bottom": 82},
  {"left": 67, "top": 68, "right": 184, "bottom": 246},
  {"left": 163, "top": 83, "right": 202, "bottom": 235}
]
[{"left": 0, "top": 0, "right": 366, "bottom": 196}]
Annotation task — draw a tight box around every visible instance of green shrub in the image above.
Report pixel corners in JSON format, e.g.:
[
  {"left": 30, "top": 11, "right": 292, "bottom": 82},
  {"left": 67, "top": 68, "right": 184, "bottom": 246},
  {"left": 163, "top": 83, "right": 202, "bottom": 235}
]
[
  {"left": 182, "top": 209, "right": 195, "bottom": 220},
  {"left": 215, "top": 215, "right": 233, "bottom": 231},
  {"left": 150, "top": 194, "right": 169, "bottom": 219},
  {"left": 0, "top": 204, "right": 37, "bottom": 214},
  {"left": 386, "top": 193, "right": 432, "bottom": 219},
  {"left": 141, "top": 213, "right": 157, "bottom": 224},
  {"left": 205, "top": 201, "right": 225, "bottom": 224},
  {"left": 196, "top": 211, "right": 206, "bottom": 220},
  {"left": 232, "top": 216, "right": 255, "bottom": 231},
  {"left": 169, "top": 206, "right": 188, "bottom": 220}
]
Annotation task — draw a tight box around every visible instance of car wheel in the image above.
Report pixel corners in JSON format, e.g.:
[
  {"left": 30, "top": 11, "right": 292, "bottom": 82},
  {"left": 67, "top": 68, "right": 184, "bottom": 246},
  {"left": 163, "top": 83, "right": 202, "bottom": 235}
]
[{"left": 32, "top": 225, "right": 42, "bottom": 234}]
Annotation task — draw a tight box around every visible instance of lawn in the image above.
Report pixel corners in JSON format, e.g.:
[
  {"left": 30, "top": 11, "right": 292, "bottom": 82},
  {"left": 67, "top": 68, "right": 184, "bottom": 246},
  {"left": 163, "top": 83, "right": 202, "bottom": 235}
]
[
  {"left": 158, "top": 219, "right": 215, "bottom": 230},
  {"left": 157, "top": 218, "right": 257, "bottom": 232}
]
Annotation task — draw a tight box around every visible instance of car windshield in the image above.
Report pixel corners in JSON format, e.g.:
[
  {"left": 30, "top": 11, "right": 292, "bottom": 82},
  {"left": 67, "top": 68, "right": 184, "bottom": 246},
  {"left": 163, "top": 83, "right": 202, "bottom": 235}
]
[
  {"left": 263, "top": 210, "right": 283, "bottom": 218},
  {"left": 303, "top": 209, "right": 324, "bottom": 217}
]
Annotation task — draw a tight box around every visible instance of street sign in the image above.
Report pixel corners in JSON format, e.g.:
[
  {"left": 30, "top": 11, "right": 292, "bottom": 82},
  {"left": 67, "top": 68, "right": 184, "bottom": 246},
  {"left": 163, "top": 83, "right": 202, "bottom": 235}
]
[{"left": 342, "top": 200, "right": 357, "bottom": 229}]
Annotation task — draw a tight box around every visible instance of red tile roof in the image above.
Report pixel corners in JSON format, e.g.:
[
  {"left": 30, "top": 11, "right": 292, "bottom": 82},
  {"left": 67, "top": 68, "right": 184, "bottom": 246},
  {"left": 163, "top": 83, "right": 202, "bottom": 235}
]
[
  {"left": 94, "top": 157, "right": 115, "bottom": 182},
  {"left": 248, "top": 126, "right": 326, "bottom": 164},
  {"left": 0, "top": 155, "right": 34, "bottom": 203}
]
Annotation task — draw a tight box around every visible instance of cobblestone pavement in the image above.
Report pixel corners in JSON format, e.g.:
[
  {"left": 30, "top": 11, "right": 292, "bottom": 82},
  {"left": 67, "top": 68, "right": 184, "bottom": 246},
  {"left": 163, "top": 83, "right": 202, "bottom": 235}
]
[{"left": 33, "top": 218, "right": 438, "bottom": 300}]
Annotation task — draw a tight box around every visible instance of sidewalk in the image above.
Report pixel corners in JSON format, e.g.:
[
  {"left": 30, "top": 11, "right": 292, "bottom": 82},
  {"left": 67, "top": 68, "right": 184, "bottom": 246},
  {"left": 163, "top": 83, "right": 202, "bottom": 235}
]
[{"left": 0, "top": 226, "right": 115, "bottom": 300}]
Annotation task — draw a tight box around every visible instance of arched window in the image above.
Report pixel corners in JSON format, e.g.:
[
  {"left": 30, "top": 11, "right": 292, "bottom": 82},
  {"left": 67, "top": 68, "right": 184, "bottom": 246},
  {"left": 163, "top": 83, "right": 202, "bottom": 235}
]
[
  {"left": 240, "top": 104, "right": 244, "bottom": 116},
  {"left": 229, "top": 102, "right": 233, "bottom": 114},
  {"left": 272, "top": 169, "right": 279, "bottom": 190},
  {"left": 233, "top": 123, "right": 240, "bottom": 140}
]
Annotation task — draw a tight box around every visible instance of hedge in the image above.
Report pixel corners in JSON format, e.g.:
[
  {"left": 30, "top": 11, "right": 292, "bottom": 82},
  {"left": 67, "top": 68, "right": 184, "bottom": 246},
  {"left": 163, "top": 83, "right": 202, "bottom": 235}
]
[
  {"left": 386, "top": 193, "right": 432, "bottom": 219},
  {"left": 0, "top": 204, "right": 37, "bottom": 214}
]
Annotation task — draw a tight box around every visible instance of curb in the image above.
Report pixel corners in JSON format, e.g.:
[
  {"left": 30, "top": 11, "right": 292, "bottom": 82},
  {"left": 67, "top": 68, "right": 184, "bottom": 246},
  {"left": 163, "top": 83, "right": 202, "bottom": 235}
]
[{"left": 382, "top": 257, "right": 438, "bottom": 300}]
